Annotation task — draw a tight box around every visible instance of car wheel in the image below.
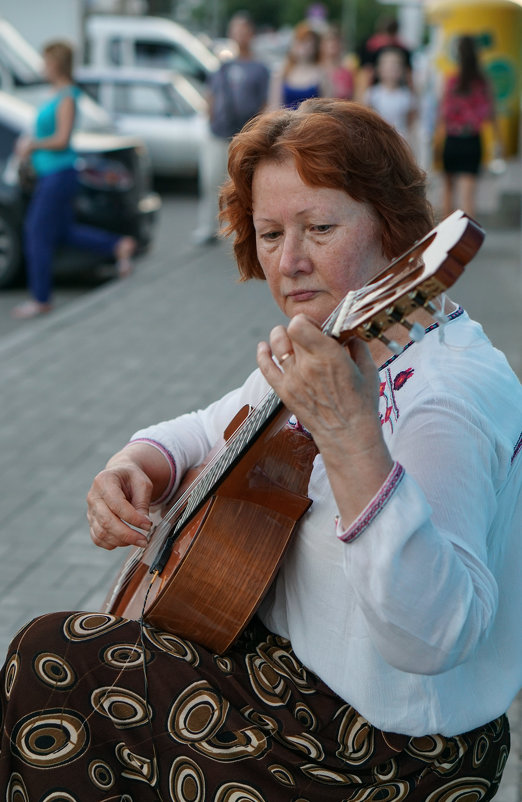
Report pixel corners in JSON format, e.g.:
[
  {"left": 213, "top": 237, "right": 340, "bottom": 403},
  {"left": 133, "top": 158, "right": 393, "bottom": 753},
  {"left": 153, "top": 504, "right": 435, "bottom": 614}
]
[{"left": 0, "top": 208, "right": 23, "bottom": 288}]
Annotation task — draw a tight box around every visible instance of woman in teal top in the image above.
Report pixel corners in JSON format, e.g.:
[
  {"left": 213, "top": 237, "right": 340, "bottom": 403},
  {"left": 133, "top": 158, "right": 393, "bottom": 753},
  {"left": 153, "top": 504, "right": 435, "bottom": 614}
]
[{"left": 12, "top": 41, "right": 136, "bottom": 319}]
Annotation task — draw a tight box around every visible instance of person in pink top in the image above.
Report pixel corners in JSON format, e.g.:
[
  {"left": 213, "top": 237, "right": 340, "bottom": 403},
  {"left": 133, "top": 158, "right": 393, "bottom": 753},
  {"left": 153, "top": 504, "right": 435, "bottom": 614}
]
[{"left": 438, "top": 35, "right": 502, "bottom": 218}]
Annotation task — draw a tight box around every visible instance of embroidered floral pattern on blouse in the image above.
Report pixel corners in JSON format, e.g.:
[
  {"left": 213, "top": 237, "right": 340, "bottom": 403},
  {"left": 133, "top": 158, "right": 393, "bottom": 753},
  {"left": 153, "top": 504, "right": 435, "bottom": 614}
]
[
  {"left": 393, "top": 368, "right": 414, "bottom": 390},
  {"left": 379, "top": 375, "right": 394, "bottom": 432},
  {"left": 377, "top": 308, "right": 465, "bottom": 434},
  {"left": 336, "top": 462, "right": 405, "bottom": 543},
  {"left": 379, "top": 366, "right": 410, "bottom": 433},
  {"left": 286, "top": 415, "right": 313, "bottom": 439}
]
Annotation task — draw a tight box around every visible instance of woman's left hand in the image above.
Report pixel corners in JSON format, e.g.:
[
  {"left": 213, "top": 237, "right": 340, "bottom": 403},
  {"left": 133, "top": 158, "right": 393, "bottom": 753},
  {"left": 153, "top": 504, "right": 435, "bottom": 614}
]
[
  {"left": 257, "top": 313, "right": 382, "bottom": 458},
  {"left": 257, "top": 314, "right": 395, "bottom": 524}
]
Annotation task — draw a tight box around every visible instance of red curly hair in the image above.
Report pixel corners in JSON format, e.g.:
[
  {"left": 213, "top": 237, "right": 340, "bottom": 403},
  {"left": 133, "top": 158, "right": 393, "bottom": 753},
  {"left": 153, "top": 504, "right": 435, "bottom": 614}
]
[{"left": 219, "top": 98, "right": 433, "bottom": 281}]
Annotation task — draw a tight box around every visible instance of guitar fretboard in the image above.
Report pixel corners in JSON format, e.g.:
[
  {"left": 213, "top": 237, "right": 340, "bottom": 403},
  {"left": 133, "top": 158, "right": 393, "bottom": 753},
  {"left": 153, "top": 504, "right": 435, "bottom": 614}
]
[{"left": 156, "top": 389, "right": 283, "bottom": 552}]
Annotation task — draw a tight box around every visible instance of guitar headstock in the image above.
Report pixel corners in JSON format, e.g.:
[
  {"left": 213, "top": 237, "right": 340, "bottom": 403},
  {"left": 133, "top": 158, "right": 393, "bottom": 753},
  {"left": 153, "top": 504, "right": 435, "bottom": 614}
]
[{"left": 325, "top": 210, "right": 484, "bottom": 352}]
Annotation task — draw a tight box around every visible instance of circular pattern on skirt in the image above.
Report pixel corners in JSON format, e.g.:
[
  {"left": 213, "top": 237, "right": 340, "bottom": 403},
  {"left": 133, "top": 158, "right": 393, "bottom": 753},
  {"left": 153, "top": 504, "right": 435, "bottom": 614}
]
[
  {"left": 4, "top": 654, "right": 20, "bottom": 700},
  {"left": 425, "top": 776, "right": 490, "bottom": 802},
  {"left": 63, "top": 613, "right": 126, "bottom": 641},
  {"left": 39, "top": 792, "right": 78, "bottom": 802},
  {"left": 115, "top": 741, "right": 157, "bottom": 784},
  {"left": 145, "top": 627, "right": 200, "bottom": 665},
  {"left": 91, "top": 686, "right": 152, "bottom": 729},
  {"left": 341, "top": 782, "right": 410, "bottom": 801},
  {"left": 214, "top": 654, "right": 235, "bottom": 674},
  {"left": 11, "top": 709, "right": 89, "bottom": 768},
  {"left": 100, "top": 643, "right": 151, "bottom": 670},
  {"left": 88, "top": 759, "right": 115, "bottom": 790},
  {"left": 33, "top": 652, "right": 77, "bottom": 689},
  {"left": 294, "top": 701, "right": 317, "bottom": 731},
  {"left": 245, "top": 653, "right": 291, "bottom": 707},
  {"left": 268, "top": 763, "right": 296, "bottom": 787},
  {"left": 168, "top": 756, "right": 206, "bottom": 802},
  {"left": 472, "top": 734, "right": 489, "bottom": 767},
  {"left": 6, "top": 772, "right": 29, "bottom": 802},
  {"left": 336, "top": 706, "right": 375, "bottom": 766},
  {"left": 167, "top": 680, "right": 228, "bottom": 743},
  {"left": 214, "top": 782, "right": 266, "bottom": 802}
]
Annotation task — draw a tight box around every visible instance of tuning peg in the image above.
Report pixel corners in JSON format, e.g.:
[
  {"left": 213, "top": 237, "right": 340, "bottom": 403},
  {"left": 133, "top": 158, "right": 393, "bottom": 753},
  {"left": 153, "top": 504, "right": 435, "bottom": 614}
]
[
  {"left": 408, "top": 292, "right": 448, "bottom": 326},
  {"left": 378, "top": 334, "right": 403, "bottom": 355},
  {"left": 385, "top": 305, "right": 425, "bottom": 343},
  {"left": 401, "top": 320, "right": 425, "bottom": 342},
  {"left": 425, "top": 301, "right": 448, "bottom": 326}
]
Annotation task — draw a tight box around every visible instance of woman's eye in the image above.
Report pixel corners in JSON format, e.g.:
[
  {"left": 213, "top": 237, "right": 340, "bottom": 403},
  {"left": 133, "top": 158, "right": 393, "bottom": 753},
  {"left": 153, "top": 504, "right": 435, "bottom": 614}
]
[
  {"left": 261, "top": 231, "right": 281, "bottom": 241},
  {"left": 312, "top": 224, "right": 333, "bottom": 233}
]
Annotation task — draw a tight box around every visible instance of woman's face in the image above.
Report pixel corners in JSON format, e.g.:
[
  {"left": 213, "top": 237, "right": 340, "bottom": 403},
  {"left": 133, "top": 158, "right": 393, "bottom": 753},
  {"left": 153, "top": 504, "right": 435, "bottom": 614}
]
[
  {"left": 252, "top": 158, "right": 386, "bottom": 325},
  {"left": 291, "top": 33, "right": 317, "bottom": 63},
  {"left": 43, "top": 54, "right": 63, "bottom": 83}
]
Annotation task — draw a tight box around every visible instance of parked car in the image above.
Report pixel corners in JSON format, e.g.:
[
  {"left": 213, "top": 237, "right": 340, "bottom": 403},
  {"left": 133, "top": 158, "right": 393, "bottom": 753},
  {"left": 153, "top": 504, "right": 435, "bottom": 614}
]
[
  {"left": 0, "top": 90, "right": 161, "bottom": 289},
  {"left": 84, "top": 15, "right": 219, "bottom": 91},
  {"left": 75, "top": 66, "right": 208, "bottom": 178}
]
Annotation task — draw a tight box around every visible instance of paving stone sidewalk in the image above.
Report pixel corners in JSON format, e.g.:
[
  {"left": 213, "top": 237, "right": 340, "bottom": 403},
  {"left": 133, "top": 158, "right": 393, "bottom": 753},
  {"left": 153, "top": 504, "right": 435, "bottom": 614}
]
[{"left": 0, "top": 207, "right": 520, "bottom": 799}]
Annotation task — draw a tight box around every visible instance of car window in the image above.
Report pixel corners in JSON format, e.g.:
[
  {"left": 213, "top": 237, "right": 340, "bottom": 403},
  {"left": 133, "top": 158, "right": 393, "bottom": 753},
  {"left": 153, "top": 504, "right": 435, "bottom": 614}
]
[
  {"left": 79, "top": 81, "right": 101, "bottom": 103},
  {"left": 134, "top": 40, "right": 200, "bottom": 78},
  {"left": 109, "top": 38, "right": 124, "bottom": 67},
  {"left": 113, "top": 83, "right": 172, "bottom": 116}
]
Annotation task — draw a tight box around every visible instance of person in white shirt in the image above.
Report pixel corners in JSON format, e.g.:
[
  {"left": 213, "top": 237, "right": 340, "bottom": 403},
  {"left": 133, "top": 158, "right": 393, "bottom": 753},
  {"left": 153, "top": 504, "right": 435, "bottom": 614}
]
[
  {"left": 365, "top": 47, "right": 417, "bottom": 143},
  {"left": 1, "top": 99, "right": 519, "bottom": 802}
]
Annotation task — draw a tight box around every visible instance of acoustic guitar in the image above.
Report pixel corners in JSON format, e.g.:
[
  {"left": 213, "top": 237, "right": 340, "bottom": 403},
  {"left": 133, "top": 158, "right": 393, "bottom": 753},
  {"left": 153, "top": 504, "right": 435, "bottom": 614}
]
[{"left": 103, "top": 209, "right": 484, "bottom": 653}]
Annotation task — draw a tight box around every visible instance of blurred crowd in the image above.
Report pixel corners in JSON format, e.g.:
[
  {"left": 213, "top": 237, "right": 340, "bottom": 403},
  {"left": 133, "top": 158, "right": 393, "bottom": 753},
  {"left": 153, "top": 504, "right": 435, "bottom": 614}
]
[
  {"left": 197, "top": 11, "right": 503, "bottom": 245},
  {"left": 9, "top": 8, "right": 506, "bottom": 312}
]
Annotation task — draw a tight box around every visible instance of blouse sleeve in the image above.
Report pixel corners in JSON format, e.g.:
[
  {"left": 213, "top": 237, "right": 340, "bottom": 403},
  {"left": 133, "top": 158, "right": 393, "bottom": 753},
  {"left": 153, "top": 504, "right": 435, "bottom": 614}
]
[
  {"left": 129, "top": 368, "right": 270, "bottom": 501},
  {"left": 338, "top": 390, "right": 507, "bottom": 675}
]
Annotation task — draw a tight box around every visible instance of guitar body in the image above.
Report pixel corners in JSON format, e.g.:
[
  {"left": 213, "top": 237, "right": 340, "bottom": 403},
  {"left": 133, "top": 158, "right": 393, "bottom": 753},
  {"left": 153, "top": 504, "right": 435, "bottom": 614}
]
[
  {"left": 103, "top": 210, "right": 485, "bottom": 654},
  {"left": 104, "top": 406, "right": 318, "bottom": 653}
]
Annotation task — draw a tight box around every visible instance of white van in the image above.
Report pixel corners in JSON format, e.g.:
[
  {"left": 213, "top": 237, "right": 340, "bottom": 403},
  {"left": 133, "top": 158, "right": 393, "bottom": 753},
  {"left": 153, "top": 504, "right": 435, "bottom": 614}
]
[{"left": 85, "top": 16, "right": 220, "bottom": 90}]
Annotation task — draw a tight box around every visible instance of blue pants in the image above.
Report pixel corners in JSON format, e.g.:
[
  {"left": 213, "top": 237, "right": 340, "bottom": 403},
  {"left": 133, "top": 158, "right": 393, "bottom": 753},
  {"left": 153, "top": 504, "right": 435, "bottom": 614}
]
[{"left": 24, "top": 167, "right": 120, "bottom": 303}]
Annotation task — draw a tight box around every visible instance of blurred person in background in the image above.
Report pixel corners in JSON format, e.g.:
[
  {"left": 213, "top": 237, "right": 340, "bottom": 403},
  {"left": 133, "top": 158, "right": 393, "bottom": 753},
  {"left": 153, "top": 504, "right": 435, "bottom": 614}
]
[
  {"left": 364, "top": 47, "right": 417, "bottom": 144},
  {"left": 193, "top": 11, "right": 270, "bottom": 246},
  {"left": 268, "top": 21, "right": 323, "bottom": 109},
  {"left": 12, "top": 40, "right": 136, "bottom": 319},
  {"left": 319, "top": 24, "right": 354, "bottom": 100},
  {"left": 437, "top": 35, "right": 502, "bottom": 219},
  {"left": 356, "top": 15, "right": 412, "bottom": 101}
]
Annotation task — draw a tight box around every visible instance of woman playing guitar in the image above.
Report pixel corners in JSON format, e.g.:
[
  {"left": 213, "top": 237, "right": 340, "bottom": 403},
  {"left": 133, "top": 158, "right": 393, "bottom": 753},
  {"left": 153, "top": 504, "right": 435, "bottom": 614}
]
[{"left": 1, "top": 100, "right": 520, "bottom": 801}]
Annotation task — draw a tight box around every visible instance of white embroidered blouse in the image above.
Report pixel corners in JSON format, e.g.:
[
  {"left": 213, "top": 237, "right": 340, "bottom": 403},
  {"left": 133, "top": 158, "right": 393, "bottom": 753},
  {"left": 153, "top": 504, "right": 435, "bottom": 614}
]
[{"left": 131, "top": 309, "right": 522, "bottom": 737}]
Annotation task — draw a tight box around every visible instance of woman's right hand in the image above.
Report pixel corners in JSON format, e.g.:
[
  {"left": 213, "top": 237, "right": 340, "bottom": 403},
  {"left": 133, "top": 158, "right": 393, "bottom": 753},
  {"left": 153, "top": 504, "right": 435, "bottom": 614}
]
[{"left": 87, "top": 456, "right": 154, "bottom": 550}]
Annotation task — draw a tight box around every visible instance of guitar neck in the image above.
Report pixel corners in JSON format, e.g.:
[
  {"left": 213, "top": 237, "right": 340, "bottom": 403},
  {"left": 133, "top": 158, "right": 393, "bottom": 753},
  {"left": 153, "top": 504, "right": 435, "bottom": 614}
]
[
  {"left": 150, "top": 389, "right": 286, "bottom": 573},
  {"left": 179, "top": 390, "right": 284, "bottom": 526}
]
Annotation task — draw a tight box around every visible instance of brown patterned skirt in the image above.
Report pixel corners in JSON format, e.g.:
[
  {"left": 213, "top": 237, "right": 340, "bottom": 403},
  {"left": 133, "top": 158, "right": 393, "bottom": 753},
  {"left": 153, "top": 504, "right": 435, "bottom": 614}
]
[{"left": 0, "top": 612, "right": 509, "bottom": 801}]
